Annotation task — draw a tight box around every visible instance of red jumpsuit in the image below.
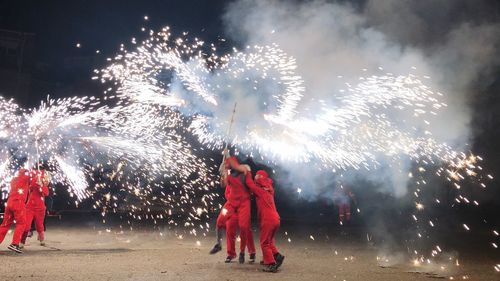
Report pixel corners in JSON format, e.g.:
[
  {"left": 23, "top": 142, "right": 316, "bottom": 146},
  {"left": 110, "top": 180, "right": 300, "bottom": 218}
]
[
  {"left": 224, "top": 157, "right": 253, "bottom": 258},
  {"left": 333, "top": 187, "right": 353, "bottom": 224},
  {"left": 216, "top": 184, "right": 255, "bottom": 256},
  {"left": 245, "top": 171, "right": 280, "bottom": 265},
  {"left": 21, "top": 169, "right": 49, "bottom": 243},
  {"left": 0, "top": 169, "right": 30, "bottom": 245},
  {"left": 216, "top": 185, "right": 233, "bottom": 229}
]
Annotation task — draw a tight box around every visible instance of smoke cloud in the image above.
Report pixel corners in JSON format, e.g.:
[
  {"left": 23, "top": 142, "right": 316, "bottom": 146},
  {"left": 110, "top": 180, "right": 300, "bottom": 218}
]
[{"left": 222, "top": 0, "right": 500, "bottom": 197}]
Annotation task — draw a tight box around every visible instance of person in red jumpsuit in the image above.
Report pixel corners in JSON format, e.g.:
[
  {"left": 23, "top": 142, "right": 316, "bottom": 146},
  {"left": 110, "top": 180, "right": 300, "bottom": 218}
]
[
  {"left": 20, "top": 168, "right": 50, "bottom": 247},
  {"left": 209, "top": 182, "right": 256, "bottom": 263},
  {"left": 220, "top": 155, "right": 255, "bottom": 263},
  {"left": 245, "top": 169, "right": 284, "bottom": 273},
  {"left": 0, "top": 168, "right": 30, "bottom": 253},
  {"left": 209, "top": 180, "right": 232, "bottom": 255},
  {"left": 333, "top": 185, "right": 356, "bottom": 225}
]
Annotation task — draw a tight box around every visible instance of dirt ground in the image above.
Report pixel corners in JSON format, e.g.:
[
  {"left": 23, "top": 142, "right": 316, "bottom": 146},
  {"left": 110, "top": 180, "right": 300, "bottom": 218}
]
[{"left": 0, "top": 224, "right": 498, "bottom": 281}]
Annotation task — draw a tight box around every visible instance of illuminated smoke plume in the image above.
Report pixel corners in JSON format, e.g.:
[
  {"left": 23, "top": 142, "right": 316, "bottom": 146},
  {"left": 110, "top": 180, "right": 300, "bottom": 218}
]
[{"left": 221, "top": 0, "right": 499, "bottom": 267}]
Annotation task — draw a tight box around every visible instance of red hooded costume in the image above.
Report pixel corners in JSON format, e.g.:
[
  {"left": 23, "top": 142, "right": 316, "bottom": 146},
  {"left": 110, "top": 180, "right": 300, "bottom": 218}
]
[
  {"left": 21, "top": 169, "right": 50, "bottom": 244},
  {"left": 215, "top": 183, "right": 255, "bottom": 256},
  {"left": 223, "top": 156, "right": 254, "bottom": 258},
  {"left": 0, "top": 169, "right": 30, "bottom": 245},
  {"left": 245, "top": 170, "right": 280, "bottom": 265}
]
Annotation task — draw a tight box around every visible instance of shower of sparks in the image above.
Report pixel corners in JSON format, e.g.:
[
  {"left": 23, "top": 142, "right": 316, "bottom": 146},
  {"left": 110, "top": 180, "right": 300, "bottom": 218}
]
[
  {"left": 97, "top": 28, "right": 490, "bottom": 179},
  {"left": 0, "top": 95, "right": 217, "bottom": 231},
  {"left": 1, "top": 25, "right": 495, "bottom": 270},
  {"left": 98, "top": 27, "right": 495, "bottom": 267}
]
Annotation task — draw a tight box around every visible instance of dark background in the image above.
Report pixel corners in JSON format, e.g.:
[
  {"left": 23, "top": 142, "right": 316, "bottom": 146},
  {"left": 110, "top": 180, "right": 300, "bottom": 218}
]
[{"left": 0, "top": 0, "right": 228, "bottom": 106}]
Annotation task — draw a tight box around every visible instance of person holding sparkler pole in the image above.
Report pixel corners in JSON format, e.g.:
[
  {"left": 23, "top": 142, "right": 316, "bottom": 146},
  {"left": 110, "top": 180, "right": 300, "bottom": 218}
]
[
  {"left": 209, "top": 103, "right": 256, "bottom": 263},
  {"left": 221, "top": 155, "right": 255, "bottom": 263},
  {"left": 245, "top": 169, "right": 284, "bottom": 273},
  {"left": 210, "top": 148, "right": 257, "bottom": 262},
  {"left": 0, "top": 168, "right": 30, "bottom": 253},
  {"left": 209, "top": 103, "right": 239, "bottom": 257}
]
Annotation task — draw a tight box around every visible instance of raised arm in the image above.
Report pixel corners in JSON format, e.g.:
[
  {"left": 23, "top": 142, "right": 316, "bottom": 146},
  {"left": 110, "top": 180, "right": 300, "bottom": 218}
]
[
  {"left": 220, "top": 170, "right": 228, "bottom": 188},
  {"left": 245, "top": 172, "right": 266, "bottom": 197},
  {"left": 227, "top": 157, "right": 250, "bottom": 174}
]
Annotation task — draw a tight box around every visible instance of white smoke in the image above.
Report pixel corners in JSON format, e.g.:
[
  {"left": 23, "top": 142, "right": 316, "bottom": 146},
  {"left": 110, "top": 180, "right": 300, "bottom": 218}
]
[{"left": 222, "top": 0, "right": 500, "bottom": 197}]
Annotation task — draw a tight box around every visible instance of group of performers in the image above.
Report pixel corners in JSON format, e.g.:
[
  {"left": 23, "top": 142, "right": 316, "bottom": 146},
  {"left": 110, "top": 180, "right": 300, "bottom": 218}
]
[
  {"left": 0, "top": 166, "right": 50, "bottom": 253},
  {"left": 209, "top": 152, "right": 285, "bottom": 273},
  {"left": 0, "top": 157, "right": 354, "bottom": 277}
]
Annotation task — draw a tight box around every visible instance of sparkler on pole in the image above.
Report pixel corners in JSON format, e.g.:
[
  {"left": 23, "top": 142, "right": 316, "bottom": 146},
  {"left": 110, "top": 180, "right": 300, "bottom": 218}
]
[{"left": 219, "top": 102, "right": 237, "bottom": 175}]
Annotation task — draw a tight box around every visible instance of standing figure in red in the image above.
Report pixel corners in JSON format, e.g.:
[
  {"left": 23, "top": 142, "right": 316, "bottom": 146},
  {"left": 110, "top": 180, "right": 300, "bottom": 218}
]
[
  {"left": 221, "top": 155, "right": 255, "bottom": 263},
  {"left": 209, "top": 173, "right": 256, "bottom": 262},
  {"left": 209, "top": 176, "right": 233, "bottom": 255},
  {"left": 333, "top": 184, "right": 356, "bottom": 225},
  {"left": 0, "top": 168, "right": 30, "bottom": 253},
  {"left": 20, "top": 168, "right": 50, "bottom": 247},
  {"left": 245, "top": 170, "right": 284, "bottom": 273}
]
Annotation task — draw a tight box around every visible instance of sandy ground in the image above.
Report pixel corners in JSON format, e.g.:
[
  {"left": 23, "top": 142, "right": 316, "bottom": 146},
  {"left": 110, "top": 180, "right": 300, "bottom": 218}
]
[{"left": 0, "top": 224, "right": 498, "bottom": 281}]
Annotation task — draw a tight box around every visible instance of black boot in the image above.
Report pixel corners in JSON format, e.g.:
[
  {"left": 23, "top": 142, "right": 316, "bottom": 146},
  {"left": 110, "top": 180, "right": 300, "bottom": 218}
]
[
  {"left": 274, "top": 253, "right": 285, "bottom": 268},
  {"left": 249, "top": 253, "right": 256, "bottom": 263},
  {"left": 238, "top": 252, "right": 245, "bottom": 264},
  {"left": 209, "top": 243, "right": 222, "bottom": 255},
  {"left": 263, "top": 263, "right": 279, "bottom": 273},
  {"left": 7, "top": 244, "right": 23, "bottom": 253},
  {"left": 225, "top": 255, "right": 235, "bottom": 263}
]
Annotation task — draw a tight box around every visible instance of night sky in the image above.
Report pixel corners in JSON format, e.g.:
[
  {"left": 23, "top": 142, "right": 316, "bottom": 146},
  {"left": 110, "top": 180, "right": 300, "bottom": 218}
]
[
  {"left": 0, "top": 0, "right": 228, "bottom": 106},
  {"left": 1, "top": 0, "right": 226, "bottom": 59}
]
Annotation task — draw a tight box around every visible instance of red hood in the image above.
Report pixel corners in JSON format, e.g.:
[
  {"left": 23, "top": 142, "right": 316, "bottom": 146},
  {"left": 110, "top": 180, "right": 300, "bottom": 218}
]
[{"left": 256, "top": 170, "right": 273, "bottom": 190}]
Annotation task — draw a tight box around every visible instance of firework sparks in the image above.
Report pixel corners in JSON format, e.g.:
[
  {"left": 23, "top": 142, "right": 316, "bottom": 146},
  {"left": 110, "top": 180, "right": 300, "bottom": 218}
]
[
  {"left": 96, "top": 29, "right": 497, "bottom": 265},
  {"left": 0, "top": 94, "right": 216, "bottom": 229},
  {"left": 2, "top": 25, "right": 495, "bottom": 271},
  {"left": 97, "top": 28, "right": 492, "bottom": 185}
]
